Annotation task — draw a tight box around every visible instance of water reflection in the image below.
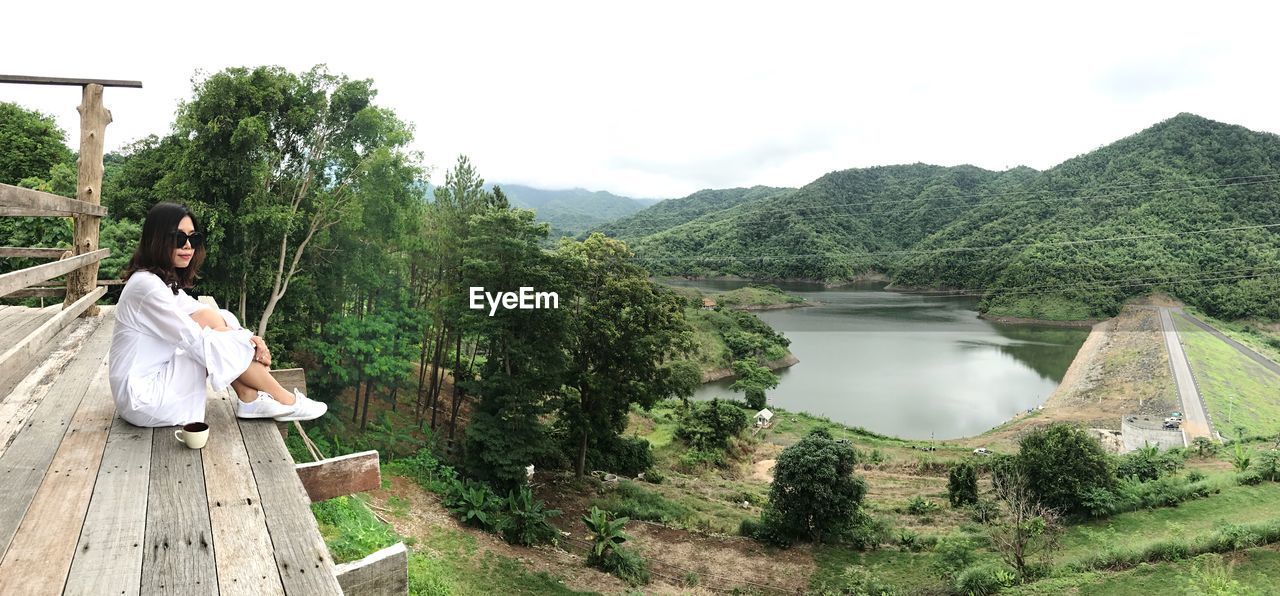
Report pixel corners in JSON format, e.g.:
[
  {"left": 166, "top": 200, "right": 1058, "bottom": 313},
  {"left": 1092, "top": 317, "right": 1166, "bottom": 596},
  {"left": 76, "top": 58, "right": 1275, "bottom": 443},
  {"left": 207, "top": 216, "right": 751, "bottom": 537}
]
[{"left": 671, "top": 279, "right": 1089, "bottom": 439}]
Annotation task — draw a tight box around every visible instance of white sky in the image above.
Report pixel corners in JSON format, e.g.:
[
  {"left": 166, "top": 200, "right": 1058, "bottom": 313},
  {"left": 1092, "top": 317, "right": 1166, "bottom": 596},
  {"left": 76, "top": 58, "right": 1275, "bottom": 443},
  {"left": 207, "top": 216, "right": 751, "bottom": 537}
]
[{"left": 4, "top": 1, "right": 1278, "bottom": 199}]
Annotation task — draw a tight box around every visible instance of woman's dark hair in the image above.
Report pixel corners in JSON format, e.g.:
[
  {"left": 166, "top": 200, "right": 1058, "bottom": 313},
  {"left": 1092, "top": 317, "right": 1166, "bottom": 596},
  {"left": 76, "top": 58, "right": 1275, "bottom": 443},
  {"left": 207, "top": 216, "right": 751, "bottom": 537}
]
[{"left": 122, "top": 202, "right": 206, "bottom": 291}]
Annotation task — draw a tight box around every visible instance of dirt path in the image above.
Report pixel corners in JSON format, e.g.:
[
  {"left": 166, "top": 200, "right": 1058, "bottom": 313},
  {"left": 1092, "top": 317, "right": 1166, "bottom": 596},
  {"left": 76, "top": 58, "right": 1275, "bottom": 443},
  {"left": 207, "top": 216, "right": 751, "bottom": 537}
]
[{"left": 1159, "top": 307, "right": 1213, "bottom": 441}]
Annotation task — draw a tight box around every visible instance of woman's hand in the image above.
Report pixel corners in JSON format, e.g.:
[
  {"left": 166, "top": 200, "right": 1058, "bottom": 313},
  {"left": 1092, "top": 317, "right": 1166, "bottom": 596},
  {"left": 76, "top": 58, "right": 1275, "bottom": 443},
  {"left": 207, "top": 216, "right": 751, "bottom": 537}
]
[{"left": 250, "top": 335, "right": 272, "bottom": 367}]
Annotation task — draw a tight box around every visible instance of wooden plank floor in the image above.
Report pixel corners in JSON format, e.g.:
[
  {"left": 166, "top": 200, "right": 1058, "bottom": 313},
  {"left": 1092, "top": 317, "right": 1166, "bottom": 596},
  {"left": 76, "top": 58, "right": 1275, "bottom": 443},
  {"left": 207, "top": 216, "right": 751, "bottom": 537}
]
[{"left": 0, "top": 310, "right": 342, "bottom": 595}]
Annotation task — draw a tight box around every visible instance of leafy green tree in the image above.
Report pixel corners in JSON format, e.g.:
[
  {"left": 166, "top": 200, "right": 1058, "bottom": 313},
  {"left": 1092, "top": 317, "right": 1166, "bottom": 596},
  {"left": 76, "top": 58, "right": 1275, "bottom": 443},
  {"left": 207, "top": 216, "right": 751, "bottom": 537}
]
[
  {"left": 948, "top": 461, "right": 979, "bottom": 507},
  {"left": 0, "top": 102, "right": 72, "bottom": 185},
  {"left": 663, "top": 359, "right": 702, "bottom": 407},
  {"left": 762, "top": 429, "right": 867, "bottom": 543},
  {"left": 1016, "top": 424, "right": 1115, "bottom": 515},
  {"left": 730, "top": 358, "right": 778, "bottom": 410},
  {"left": 557, "top": 233, "right": 692, "bottom": 480},
  {"left": 461, "top": 209, "right": 570, "bottom": 489},
  {"left": 583, "top": 506, "right": 631, "bottom": 563},
  {"left": 165, "top": 65, "right": 418, "bottom": 338},
  {"left": 1232, "top": 444, "right": 1253, "bottom": 472},
  {"left": 675, "top": 399, "right": 750, "bottom": 451}
]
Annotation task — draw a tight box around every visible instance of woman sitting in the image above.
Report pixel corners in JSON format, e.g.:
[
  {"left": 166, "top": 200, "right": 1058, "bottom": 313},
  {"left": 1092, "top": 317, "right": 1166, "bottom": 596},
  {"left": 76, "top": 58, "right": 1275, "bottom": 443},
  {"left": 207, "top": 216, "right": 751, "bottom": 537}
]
[{"left": 108, "top": 202, "right": 326, "bottom": 427}]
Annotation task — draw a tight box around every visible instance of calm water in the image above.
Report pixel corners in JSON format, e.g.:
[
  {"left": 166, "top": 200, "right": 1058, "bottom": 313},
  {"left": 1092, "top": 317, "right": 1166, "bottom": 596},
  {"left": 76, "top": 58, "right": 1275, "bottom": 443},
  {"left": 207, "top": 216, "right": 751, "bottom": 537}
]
[{"left": 670, "top": 280, "right": 1089, "bottom": 440}]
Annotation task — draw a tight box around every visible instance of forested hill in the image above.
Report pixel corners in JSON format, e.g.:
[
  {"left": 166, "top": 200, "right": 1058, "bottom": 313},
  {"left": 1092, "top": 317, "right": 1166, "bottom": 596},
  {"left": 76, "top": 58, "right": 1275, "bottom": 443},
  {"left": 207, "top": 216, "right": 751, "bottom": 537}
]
[
  {"left": 604, "top": 114, "right": 1280, "bottom": 321},
  {"left": 493, "top": 184, "right": 660, "bottom": 236}
]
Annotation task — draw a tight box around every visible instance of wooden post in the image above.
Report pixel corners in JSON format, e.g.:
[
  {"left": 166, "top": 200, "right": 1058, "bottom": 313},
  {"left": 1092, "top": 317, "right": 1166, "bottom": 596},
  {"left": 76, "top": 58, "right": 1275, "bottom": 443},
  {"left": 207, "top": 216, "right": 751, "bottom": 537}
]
[{"left": 63, "top": 83, "right": 111, "bottom": 316}]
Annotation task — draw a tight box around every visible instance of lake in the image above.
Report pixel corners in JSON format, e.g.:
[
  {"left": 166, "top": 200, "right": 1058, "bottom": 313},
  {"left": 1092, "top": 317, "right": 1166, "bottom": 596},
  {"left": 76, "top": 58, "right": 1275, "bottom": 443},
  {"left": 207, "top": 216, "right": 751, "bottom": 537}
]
[{"left": 668, "top": 279, "right": 1090, "bottom": 440}]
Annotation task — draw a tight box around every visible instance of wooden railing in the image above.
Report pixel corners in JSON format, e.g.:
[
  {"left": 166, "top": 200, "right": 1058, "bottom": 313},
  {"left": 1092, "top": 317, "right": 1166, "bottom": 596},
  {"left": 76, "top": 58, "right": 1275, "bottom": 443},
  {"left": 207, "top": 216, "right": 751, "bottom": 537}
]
[{"left": 0, "top": 76, "right": 135, "bottom": 395}]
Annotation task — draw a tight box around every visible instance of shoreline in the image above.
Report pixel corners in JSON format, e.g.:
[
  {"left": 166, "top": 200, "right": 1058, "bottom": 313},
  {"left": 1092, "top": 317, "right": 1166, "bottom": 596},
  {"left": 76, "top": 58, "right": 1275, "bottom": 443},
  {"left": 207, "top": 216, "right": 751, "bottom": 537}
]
[
  {"left": 701, "top": 353, "right": 799, "bottom": 383},
  {"left": 977, "top": 312, "right": 1101, "bottom": 328}
]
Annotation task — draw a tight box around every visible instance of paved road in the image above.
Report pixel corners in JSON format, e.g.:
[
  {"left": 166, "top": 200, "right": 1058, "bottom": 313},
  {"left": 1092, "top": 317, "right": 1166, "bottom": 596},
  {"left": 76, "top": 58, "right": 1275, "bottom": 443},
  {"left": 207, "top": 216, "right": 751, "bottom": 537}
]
[
  {"left": 1176, "top": 310, "right": 1280, "bottom": 377},
  {"left": 1158, "top": 307, "right": 1213, "bottom": 441}
]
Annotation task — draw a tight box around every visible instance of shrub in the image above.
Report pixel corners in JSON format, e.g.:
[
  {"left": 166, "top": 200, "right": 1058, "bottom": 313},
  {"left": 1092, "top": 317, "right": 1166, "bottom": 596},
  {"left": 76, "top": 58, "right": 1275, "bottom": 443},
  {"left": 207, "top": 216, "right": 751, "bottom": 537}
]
[
  {"left": 970, "top": 499, "right": 1000, "bottom": 523},
  {"left": 738, "top": 517, "right": 762, "bottom": 538},
  {"left": 676, "top": 448, "right": 726, "bottom": 473},
  {"left": 906, "top": 496, "right": 941, "bottom": 515},
  {"left": 1255, "top": 449, "right": 1280, "bottom": 481},
  {"left": 497, "top": 486, "right": 560, "bottom": 546},
  {"left": 931, "top": 535, "right": 978, "bottom": 580},
  {"left": 446, "top": 479, "right": 502, "bottom": 530},
  {"left": 1017, "top": 424, "right": 1115, "bottom": 515},
  {"left": 1237, "top": 470, "right": 1264, "bottom": 485},
  {"left": 817, "top": 566, "right": 899, "bottom": 596},
  {"left": 597, "top": 546, "right": 650, "bottom": 586},
  {"left": 954, "top": 563, "right": 1016, "bottom": 596},
  {"left": 897, "top": 530, "right": 925, "bottom": 552},
  {"left": 641, "top": 468, "right": 664, "bottom": 484},
  {"left": 1232, "top": 445, "right": 1252, "bottom": 472},
  {"left": 847, "top": 514, "right": 893, "bottom": 550},
  {"left": 675, "top": 399, "right": 751, "bottom": 451},
  {"left": 948, "top": 461, "right": 979, "bottom": 507},
  {"left": 590, "top": 435, "right": 655, "bottom": 477},
  {"left": 1187, "top": 470, "right": 1206, "bottom": 483}
]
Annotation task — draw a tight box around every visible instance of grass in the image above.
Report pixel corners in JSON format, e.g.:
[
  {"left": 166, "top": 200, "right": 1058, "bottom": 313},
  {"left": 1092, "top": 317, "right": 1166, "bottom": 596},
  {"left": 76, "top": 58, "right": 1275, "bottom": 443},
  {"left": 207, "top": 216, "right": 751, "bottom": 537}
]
[
  {"left": 714, "top": 285, "right": 806, "bottom": 309},
  {"left": 1057, "top": 481, "right": 1280, "bottom": 564},
  {"left": 407, "top": 526, "right": 591, "bottom": 596},
  {"left": 1173, "top": 313, "right": 1280, "bottom": 438},
  {"left": 1185, "top": 307, "right": 1280, "bottom": 366},
  {"left": 1007, "top": 547, "right": 1280, "bottom": 595}
]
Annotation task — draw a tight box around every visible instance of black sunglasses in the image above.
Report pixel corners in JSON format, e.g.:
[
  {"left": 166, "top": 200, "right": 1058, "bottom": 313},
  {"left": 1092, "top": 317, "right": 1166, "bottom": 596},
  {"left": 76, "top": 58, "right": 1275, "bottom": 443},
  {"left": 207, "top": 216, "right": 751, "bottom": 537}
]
[{"left": 169, "top": 230, "right": 205, "bottom": 248}]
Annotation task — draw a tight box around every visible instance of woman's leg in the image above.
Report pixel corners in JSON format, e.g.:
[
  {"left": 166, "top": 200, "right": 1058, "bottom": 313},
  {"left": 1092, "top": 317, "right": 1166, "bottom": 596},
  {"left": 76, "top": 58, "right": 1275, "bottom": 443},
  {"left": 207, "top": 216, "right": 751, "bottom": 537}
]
[{"left": 232, "top": 361, "right": 297, "bottom": 405}]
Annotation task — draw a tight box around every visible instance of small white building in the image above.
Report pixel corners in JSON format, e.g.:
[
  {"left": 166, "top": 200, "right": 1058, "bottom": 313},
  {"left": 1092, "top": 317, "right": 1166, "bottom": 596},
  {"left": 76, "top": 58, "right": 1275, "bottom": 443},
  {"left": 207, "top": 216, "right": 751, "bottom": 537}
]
[{"left": 754, "top": 408, "right": 774, "bottom": 427}]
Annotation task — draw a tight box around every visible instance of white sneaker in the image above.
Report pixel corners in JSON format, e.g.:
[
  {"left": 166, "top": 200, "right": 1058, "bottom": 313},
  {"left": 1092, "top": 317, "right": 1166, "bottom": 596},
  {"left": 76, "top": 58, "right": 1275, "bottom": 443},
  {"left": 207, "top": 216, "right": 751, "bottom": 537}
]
[
  {"left": 275, "top": 388, "right": 327, "bottom": 422},
  {"left": 236, "top": 391, "right": 294, "bottom": 419}
]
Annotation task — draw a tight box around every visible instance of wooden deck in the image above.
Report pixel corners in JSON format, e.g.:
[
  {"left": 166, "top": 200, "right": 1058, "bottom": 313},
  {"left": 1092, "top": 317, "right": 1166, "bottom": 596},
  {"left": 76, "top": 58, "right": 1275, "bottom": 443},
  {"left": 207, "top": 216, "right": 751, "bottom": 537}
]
[{"left": 0, "top": 307, "right": 343, "bottom": 595}]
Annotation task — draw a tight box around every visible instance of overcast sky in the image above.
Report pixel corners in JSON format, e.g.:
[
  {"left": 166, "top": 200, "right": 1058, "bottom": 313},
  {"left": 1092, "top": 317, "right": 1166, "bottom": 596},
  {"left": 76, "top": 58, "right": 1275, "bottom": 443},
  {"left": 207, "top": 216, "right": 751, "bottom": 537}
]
[{"left": 5, "top": 1, "right": 1278, "bottom": 199}]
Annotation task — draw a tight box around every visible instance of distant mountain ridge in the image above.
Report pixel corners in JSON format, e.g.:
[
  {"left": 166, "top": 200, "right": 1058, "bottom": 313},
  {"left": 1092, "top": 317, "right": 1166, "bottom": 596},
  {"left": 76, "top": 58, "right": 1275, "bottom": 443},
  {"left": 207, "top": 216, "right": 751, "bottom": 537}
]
[
  {"left": 604, "top": 114, "right": 1280, "bottom": 321},
  {"left": 492, "top": 183, "right": 661, "bottom": 236}
]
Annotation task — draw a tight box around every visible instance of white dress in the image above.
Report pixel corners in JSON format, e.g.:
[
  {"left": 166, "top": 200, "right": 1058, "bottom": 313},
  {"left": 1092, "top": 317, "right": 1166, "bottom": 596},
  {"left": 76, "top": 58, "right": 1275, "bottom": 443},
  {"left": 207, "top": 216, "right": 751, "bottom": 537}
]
[{"left": 108, "top": 271, "right": 255, "bottom": 427}]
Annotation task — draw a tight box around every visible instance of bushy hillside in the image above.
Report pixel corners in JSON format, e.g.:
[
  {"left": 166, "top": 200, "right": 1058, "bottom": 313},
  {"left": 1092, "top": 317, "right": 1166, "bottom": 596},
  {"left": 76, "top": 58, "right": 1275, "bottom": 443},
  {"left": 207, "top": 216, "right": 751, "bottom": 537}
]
[{"left": 608, "top": 114, "right": 1280, "bottom": 320}]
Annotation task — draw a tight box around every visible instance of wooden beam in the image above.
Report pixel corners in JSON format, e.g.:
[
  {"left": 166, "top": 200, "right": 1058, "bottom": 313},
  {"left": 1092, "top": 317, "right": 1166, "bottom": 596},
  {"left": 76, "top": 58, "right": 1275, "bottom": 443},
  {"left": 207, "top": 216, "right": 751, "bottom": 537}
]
[
  {"left": 0, "top": 184, "right": 108, "bottom": 217},
  {"left": 64, "top": 83, "right": 111, "bottom": 315},
  {"left": 334, "top": 543, "right": 407, "bottom": 596},
  {"left": 7, "top": 280, "right": 120, "bottom": 299},
  {"left": 294, "top": 451, "right": 381, "bottom": 503},
  {"left": 0, "top": 75, "right": 142, "bottom": 88},
  {"left": 0, "top": 249, "right": 107, "bottom": 298},
  {"left": 0, "top": 247, "right": 69, "bottom": 259},
  {"left": 270, "top": 368, "right": 308, "bottom": 396}
]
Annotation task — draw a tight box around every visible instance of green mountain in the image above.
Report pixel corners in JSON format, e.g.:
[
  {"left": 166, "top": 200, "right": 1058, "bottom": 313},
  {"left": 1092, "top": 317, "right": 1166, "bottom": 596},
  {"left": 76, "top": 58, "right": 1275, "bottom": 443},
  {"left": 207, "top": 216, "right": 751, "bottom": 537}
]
[
  {"left": 493, "top": 184, "right": 661, "bottom": 236},
  {"left": 608, "top": 114, "right": 1280, "bottom": 320}
]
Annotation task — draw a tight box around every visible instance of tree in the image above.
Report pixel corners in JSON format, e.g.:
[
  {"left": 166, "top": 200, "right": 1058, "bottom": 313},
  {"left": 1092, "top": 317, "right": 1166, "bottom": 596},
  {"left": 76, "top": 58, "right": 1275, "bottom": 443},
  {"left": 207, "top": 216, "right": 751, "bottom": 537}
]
[
  {"left": 762, "top": 429, "right": 866, "bottom": 543},
  {"left": 0, "top": 102, "right": 72, "bottom": 185},
  {"left": 1016, "top": 424, "right": 1114, "bottom": 515},
  {"left": 461, "top": 209, "right": 569, "bottom": 489},
  {"left": 948, "top": 461, "right": 979, "bottom": 507},
  {"left": 167, "top": 65, "right": 418, "bottom": 337},
  {"left": 663, "top": 360, "right": 702, "bottom": 408},
  {"left": 985, "top": 470, "right": 1061, "bottom": 579},
  {"left": 675, "top": 399, "right": 750, "bottom": 451},
  {"left": 730, "top": 358, "right": 779, "bottom": 410},
  {"left": 557, "top": 233, "right": 692, "bottom": 480}
]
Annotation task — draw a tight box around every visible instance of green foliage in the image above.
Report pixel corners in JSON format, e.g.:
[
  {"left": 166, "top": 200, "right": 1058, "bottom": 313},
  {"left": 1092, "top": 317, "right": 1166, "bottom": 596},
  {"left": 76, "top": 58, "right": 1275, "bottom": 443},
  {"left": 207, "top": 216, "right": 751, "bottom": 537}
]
[
  {"left": 931, "top": 534, "right": 979, "bottom": 580},
  {"left": 905, "top": 496, "right": 941, "bottom": 515},
  {"left": 1179, "top": 553, "right": 1266, "bottom": 596},
  {"left": 581, "top": 435, "right": 654, "bottom": 477},
  {"left": 815, "top": 565, "right": 900, "bottom": 596},
  {"left": 1233, "top": 444, "right": 1253, "bottom": 472},
  {"left": 730, "top": 358, "right": 779, "bottom": 410},
  {"left": 582, "top": 506, "right": 631, "bottom": 564},
  {"left": 954, "top": 563, "right": 1018, "bottom": 595},
  {"left": 1255, "top": 450, "right": 1280, "bottom": 482},
  {"left": 674, "top": 398, "right": 750, "bottom": 451},
  {"left": 593, "top": 481, "right": 692, "bottom": 525},
  {"left": 595, "top": 546, "right": 650, "bottom": 587},
  {"left": 496, "top": 486, "right": 561, "bottom": 547},
  {"left": 948, "top": 461, "right": 979, "bottom": 507},
  {"left": 1082, "top": 475, "right": 1217, "bottom": 517},
  {"left": 1193, "top": 437, "right": 1220, "bottom": 458},
  {"left": 0, "top": 102, "right": 72, "bottom": 185},
  {"left": 762, "top": 429, "right": 867, "bottom": 544},
  {"left": 445, "top": 479, "right": 503, "bottom": 530},
  {"left": 311, "top": 496, "right": 400, "bottom": 563},
  {"left": 1115, "top": 444, "right": 1184, "bottom": 482},
  {"left": 1017, "top": 424, "right": 1115, "bottom": 515}
]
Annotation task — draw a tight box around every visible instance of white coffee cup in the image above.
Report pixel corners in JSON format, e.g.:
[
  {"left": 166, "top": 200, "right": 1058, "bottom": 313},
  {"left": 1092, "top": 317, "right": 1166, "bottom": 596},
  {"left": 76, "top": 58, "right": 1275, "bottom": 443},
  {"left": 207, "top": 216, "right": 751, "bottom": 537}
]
[{"left": 175, "top": 422, "right": 210, "bottom": 449}]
